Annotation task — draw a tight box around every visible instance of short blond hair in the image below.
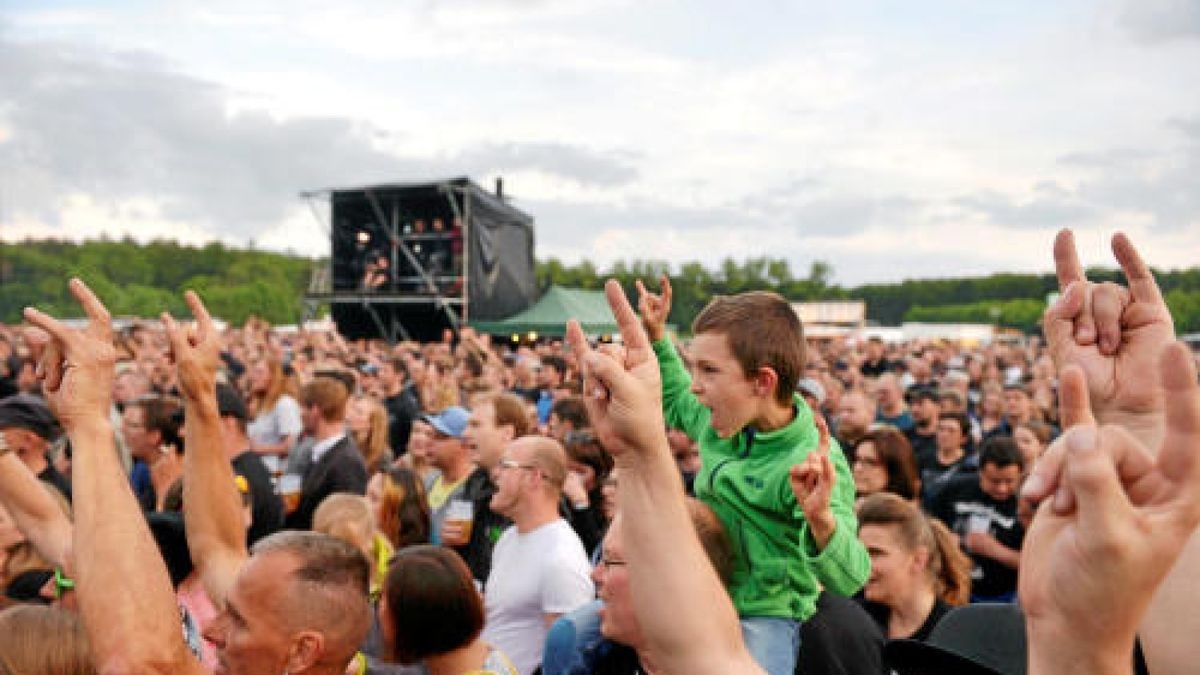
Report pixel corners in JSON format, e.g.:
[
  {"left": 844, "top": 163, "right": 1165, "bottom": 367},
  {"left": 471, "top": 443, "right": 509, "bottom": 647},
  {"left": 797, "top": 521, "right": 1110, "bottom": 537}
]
[
  {"left": 313, "top": 493, "right": 375, "bottom": 554},
  {"left": 519, "top": 436, "right": 567, "bottom": 493}
]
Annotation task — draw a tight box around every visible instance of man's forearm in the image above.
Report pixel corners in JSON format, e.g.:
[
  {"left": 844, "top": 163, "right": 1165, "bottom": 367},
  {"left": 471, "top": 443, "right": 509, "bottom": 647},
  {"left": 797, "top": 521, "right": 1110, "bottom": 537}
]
[
  {"left": 618, "top": 443, "right": 753, "bottom": 674},
  {"left": 181, "top": 392, "right": 247, "bottom": 603},
  {"left": 1141, "top": 536, "right": 1200, "bottom": 675},
  {"left": 71, "top": 417, "right": 192, "bottom": 672},
  {"left": 979, "top": 538, "right": 1022, "bottom": 570},
  {"left": 0, "top": 453, "right": 73, "bottom": 567}
]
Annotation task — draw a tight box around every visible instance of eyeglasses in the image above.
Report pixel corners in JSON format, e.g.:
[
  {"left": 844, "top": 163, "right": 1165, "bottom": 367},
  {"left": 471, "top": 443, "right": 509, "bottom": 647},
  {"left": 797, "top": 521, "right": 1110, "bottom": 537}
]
[
  {"left": 563, "top": 430, "right": 597, "bottom": 447},
  {"left": 54, "top": 567, "right": 75, "bottom": 599},
  {"left": 498, "top": 459, "right": 545, "bottom": 476},
  {"left": 598, "top": 557, "right": 627, "bottom": 570}
]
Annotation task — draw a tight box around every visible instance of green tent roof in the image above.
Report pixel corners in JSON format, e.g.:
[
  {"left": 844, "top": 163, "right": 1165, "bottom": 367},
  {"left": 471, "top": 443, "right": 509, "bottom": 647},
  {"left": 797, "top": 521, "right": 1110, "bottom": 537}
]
[{"left": 470, "top": 286, "right": 617, "bottom": 337}]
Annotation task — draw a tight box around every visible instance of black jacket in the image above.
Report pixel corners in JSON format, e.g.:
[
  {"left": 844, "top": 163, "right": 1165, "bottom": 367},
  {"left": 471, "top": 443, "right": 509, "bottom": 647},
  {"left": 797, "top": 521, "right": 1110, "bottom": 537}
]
[{"left": 285, "top": 435, "right": 368, "bottom": 531}]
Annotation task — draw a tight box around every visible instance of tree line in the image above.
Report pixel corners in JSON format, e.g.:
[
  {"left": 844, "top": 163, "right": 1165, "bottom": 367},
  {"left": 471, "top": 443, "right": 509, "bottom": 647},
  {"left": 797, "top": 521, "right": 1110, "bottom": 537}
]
[
  {"left": 2, "top": 240, "right": 1198, "bottom": 334},
  {"left": 0, "top": 238, "right": 313, "bottom": 325},
  {"left": 538, "top": 256, "right": 1200, "bottom": 334}
]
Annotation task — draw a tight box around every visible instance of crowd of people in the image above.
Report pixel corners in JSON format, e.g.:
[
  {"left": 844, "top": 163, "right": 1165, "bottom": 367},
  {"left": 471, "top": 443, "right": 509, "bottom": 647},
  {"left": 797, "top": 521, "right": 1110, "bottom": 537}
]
[{"left": 0, "top": 229, "right": 1198, "bottom": 675}]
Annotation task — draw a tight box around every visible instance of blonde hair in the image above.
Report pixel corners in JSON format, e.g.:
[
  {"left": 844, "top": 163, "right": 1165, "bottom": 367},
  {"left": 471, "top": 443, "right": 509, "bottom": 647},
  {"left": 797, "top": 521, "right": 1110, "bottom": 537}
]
[
  {"left": 248, "top": 356, "right": 289, "bottom": 418},
  {"left": 350, "top": 395, "right": 391, "bottom": 473},
  {"left": 0, "top": 605, "right": 96, "bottom": 675},
  {"left": 313, "top": 493, "right": 375, "bottom": 555}
]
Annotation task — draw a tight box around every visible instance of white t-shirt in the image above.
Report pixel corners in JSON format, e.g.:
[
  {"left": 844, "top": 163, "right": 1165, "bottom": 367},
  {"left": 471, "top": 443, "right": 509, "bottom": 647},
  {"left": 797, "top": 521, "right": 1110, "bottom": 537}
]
[
  {"left": 482, "top": 519, "right": 595, "bottom": 675},
  {"left": 247, "top": 395, "right": 303, "bottom": 447}
]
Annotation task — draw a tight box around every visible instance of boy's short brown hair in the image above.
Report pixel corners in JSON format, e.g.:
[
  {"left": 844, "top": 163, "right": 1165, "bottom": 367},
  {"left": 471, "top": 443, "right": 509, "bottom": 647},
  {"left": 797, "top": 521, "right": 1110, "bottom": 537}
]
[{"left": 692, "top": 291, "right": 806, "bottom": 405}]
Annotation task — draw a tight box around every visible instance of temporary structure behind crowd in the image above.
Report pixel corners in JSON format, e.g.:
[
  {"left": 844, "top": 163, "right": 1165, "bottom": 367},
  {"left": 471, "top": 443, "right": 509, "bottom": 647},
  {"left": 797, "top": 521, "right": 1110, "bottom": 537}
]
[
  {"left": 471, "top": 286, "right": 618, "bottom": 339},
  {"left": 303, "top": 176, "right": 538, "bottom": 342}
]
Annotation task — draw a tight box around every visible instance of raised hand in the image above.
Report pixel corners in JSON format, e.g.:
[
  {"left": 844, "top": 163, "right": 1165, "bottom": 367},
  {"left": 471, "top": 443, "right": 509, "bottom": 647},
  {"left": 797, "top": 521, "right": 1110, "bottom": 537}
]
[
  {"left": 22, "top": 279, "right": 117, "bottom": 432},
  {"left": 635, "top": 274, "right": 672, "bottom": 343},
  {"left": 566, "top": 280, "right": 665, "bottom": 461},
  {"left": 161, "top": 291, "right": 222, "bottom": 403},
  {"left": 1020, "top": 342, "right": 1200, "bottom": 674},
  {"left": 788, "top": 414, "right": 837, "bottom": 549},
  {"left": 1046, "top": 230, "right": 1175, "bottom": 446}
]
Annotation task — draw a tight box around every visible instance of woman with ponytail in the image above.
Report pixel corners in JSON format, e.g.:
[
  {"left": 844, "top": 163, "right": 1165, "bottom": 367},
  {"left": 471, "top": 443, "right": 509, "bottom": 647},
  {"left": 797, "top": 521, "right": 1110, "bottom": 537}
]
[{"left": 855, "top": 492, "right": 972, "bottom": 642}]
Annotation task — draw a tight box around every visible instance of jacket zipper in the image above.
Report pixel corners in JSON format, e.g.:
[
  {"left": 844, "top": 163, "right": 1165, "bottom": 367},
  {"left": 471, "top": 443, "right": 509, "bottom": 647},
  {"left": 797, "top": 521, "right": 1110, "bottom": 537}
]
[{"left": 709, "top": 428, "right": 757, "bottom": 578}]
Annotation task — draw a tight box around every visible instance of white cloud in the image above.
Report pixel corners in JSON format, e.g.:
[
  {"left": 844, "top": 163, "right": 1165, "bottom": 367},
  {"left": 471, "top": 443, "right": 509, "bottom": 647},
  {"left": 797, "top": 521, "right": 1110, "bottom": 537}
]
[{"left": 2, "top": 1, "right": 1199, "bottom": 289}]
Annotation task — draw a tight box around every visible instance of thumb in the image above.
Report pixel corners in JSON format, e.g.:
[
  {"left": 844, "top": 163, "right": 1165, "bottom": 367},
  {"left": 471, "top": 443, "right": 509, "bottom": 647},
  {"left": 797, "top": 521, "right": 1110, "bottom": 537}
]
[{"left": 1058, "top": 365, "right": 1095, "bottom": 429}]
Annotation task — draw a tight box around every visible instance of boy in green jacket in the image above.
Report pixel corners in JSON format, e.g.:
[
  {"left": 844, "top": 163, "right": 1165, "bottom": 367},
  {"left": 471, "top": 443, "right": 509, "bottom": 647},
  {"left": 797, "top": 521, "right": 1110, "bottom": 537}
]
[{"left": 637, "top": 276, "right": 869, "bottom": 675}]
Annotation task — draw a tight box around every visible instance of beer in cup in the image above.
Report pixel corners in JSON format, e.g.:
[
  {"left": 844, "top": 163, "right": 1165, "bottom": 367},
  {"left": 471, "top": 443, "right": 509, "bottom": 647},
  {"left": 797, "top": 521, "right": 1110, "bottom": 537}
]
[
  {"left": 446, "top": 499, "right": 475, "bottom": 541},
  {"left": 280, "top": 473, "right": 303, "bottom": 514}
]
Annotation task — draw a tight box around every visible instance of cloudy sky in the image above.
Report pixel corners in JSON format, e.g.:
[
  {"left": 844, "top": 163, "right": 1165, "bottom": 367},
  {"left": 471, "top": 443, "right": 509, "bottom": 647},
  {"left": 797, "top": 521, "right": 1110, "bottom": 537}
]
[{"left": 1, "top": 0, "right": 1198, "bottom": 286}]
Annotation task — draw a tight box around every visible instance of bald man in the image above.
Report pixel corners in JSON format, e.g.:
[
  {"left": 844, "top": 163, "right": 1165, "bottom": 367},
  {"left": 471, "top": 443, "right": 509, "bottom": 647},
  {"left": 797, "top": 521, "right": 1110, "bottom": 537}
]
[{"left": 482, "top": 436, "right": 594, "bottom": 674}]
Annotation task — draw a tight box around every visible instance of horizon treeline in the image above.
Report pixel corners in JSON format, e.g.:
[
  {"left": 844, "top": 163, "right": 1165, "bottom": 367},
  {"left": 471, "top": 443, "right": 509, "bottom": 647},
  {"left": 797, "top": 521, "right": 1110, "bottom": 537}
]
[{"left": 2, "top": 238, "right": 1199, "bottom": 333}]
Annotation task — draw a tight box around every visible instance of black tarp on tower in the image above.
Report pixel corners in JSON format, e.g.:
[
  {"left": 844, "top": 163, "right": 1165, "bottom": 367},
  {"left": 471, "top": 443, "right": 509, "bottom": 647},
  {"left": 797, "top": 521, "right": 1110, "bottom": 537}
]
[{"left": 315, "top": 177, "right": 537, "bottom": 342}]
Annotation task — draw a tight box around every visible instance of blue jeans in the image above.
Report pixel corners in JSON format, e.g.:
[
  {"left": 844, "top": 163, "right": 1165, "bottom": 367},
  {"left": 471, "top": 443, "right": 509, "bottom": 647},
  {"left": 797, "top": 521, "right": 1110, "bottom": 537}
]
[
  {"left": 541, "top": 599, "right": 605, "bottom": 675},
  {"left": 740, "top": 616, "right": 800, "bottom": 675}
]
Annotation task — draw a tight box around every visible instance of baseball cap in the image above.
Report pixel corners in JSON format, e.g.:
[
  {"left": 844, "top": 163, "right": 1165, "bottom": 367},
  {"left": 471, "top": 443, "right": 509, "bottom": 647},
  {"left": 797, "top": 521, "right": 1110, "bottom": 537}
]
[
  {"left": 796, "top": 378, "right": 826, "bottom": 405},
  {"left": 422, "top": 406, "right": 469, "bottom": 438},
  {"left": 885, "top": 603, "right": 1027, "bottom": 675},
  {"left": 3, "top": 568, "right": 54, "bottom": 604},
  {"left": 0, "top": 394, "right": 61, "bottom": 440}
]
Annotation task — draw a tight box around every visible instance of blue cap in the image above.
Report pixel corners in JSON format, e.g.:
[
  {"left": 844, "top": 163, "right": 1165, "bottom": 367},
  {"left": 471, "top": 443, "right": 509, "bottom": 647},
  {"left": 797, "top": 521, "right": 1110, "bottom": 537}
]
[{"left": 422, "top": 406, "right": 469, "bottom": 438}]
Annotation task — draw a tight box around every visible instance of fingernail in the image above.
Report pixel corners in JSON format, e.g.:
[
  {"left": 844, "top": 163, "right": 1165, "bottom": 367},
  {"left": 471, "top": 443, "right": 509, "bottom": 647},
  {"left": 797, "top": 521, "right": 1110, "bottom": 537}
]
[
  {"left": 1076, "top": 325, "right": 1095, "bottom": 341},
  {"left": 1021, "top": 474, "right": 1045, "bottom": 499},
  {"left": 1053, "top": 485, "right": 1071, "bottom": 513}
]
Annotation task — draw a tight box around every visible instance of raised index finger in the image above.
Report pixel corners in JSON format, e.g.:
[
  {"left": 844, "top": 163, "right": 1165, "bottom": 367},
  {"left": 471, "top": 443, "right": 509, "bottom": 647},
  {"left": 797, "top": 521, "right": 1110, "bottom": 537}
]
[
  {"left": 604, "top": 279, "right": 649, "bottom": 352},
  {"left": 1112, "top": 232, "right": 1165, "bottom": 306},
  {"left": 565, "top": 319, "right": 590, "bottom": 365},
  {"left": 813, "top": 413, "right": 831, "bottom": 455},
  {"left": 1053, "top": 229, "right": 1086, "bottom": 291},
  {"left": 660, "top": 274, "right": 672, "bottom": 307},
  {"left": 184, "top": 290, "right": 215, "bottom": 340},
  {"left": 68, "top": 278, "right": 114, "bottom": 342}
]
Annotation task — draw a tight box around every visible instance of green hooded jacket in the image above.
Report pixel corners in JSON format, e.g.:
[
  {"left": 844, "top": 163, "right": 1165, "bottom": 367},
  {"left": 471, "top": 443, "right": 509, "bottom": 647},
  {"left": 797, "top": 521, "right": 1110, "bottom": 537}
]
[{"left": 653, "top": 338, "right": 870, "bottom": 621}]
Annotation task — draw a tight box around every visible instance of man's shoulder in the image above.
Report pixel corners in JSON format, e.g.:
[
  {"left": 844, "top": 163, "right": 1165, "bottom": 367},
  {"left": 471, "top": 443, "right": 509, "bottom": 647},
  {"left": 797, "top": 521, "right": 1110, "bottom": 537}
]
[
  {"left": 231, "top": 449, "right": 269, "bottom": 472},
  {"left": 941, "top": 472, "right": 980, "bottom": 494},
  {"left": 522, "top": 520, "right": 588, "bottom": 559},
  {"left": 930, "top": 473, "right": 981, "bottom": 509},
  {"left": 322, "top": 437, "right": 368, "bottom": 476}
]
